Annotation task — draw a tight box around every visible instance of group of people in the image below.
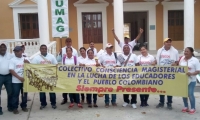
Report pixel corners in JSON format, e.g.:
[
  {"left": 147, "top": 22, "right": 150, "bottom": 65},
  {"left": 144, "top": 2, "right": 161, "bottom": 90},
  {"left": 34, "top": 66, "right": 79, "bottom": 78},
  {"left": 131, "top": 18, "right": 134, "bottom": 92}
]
[{"left": 0, "top": 28, "right": 200, "bottom": 115}]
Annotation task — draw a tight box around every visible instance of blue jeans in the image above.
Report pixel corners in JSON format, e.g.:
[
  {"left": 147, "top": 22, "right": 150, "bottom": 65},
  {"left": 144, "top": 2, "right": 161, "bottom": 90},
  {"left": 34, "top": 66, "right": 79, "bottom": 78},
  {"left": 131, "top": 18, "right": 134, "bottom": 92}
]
[
  {"left": 183, "top": 82, "right": 196, "bottom": 109},
  {"left": 69, "top": 93, "right": 80, "bottom": 104},
  {"left": 0, "top": 74, "right": 12, "bottom": 109},
  {"left": 40, "top": 93, "right": 56, "bottom": 106},
  {"left": 12, "top": 83, "right": 27, "bottom": 109},
  {"left": 104, "top": 94, "right": 116, "bottom": 104}
]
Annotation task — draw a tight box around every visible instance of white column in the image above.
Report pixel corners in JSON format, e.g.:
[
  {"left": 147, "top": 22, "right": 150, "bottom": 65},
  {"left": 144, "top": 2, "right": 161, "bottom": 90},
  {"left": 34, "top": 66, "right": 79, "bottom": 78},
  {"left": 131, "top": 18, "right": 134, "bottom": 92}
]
[
  {"left": 37, "top": 0, "right": 50, "bottom": 45},
  {"left": 113, "top": 0, "right": 124, "bottom": 53},
  {"left": 184, "top": 0, "right": 194, "bottom": 49}
]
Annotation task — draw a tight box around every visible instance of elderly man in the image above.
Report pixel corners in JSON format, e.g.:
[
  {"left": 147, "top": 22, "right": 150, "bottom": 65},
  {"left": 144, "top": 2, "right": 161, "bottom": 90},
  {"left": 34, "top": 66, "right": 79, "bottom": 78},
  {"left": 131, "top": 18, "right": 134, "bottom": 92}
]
[
  {"left": 156, "top": 38, "right": 179, "bottom": 110},
  {"left": 0, "top": 43, "right": 14, "bottom": 115}
]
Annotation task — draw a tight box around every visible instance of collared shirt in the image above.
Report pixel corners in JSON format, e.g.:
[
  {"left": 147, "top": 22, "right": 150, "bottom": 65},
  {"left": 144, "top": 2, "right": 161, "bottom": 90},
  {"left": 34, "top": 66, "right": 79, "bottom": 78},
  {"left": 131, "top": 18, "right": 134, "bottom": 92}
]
[
  {"left": 31, "top": 53, "right": 58, "bottom": 65},
  {"left": 57, "top": 46, "right": 78, "bottom": 62},
  {"left": 83, "top": 58, "right": 96, "bottom": 66},
  {"left": 9, "top": 56, "right": 29, "bottom": 83},
  {"left": 78, "top": 56, "right": 87, "bottom": 64},
  {"left": 121, "top": 53, "right": 139, "bottom": 67},
  {"left": 0, "top": 52, "right": 14, "bottom": 75},
  {"left": 63, "top": 56, "right": 77, "bottom": 65},
  {"left": 137, "top": 54, "right": 155, "bottom": 66},
  {"left": 179, "top": 56, "right": 200, "bottom": 83},
  {"left": 98, "top": 52, "right": 120, "bottom": 67},
  {"left": 86, "top": 47, "right": 97, "bottom": 57},
  {"left": 119, "top": 39, "right": 136, "bottom": 53}
]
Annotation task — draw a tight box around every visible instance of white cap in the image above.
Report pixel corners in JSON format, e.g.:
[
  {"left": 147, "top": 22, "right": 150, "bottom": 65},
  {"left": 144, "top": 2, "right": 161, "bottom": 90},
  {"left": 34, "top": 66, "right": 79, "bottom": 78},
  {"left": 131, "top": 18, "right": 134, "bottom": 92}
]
[{"left": 106, "top": 43, "right": 113, "bottom": 48}]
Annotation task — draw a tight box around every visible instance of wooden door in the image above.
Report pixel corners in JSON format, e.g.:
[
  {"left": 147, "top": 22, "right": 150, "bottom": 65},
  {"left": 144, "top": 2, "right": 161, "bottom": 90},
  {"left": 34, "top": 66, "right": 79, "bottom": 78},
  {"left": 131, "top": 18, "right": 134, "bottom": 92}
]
[
  {"left": 82, "top": 13, "right": 103, "bottom": 44},
  {"left": 20, "top": 14, "right": 39, "bottom": 39}
]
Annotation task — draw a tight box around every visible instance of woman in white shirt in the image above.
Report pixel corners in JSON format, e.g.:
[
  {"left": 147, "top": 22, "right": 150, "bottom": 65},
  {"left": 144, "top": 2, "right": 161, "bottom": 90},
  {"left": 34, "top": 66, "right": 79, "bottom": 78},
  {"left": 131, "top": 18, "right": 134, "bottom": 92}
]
[
  {"left": 137, "top": 46, "right": 156, "bottom": 107},
  {"left": 81, "top": 49, "right": 100, "bottom": 108},
  {"left": 179, "top": 47, "right": 200, "bottom": 114},
  {"left": 63, "top": 47, "right": 83, "bottom": 108},
  {"left": 78, "top": 47, "right": 87, "bottom": 103}
]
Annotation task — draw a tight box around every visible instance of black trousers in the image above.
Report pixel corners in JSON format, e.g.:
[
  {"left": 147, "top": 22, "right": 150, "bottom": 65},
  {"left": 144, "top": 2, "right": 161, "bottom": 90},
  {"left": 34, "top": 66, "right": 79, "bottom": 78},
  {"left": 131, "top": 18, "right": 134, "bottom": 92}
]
[
  {"left": 62, "top": 93, "right": 68, "bottom": 101},
  {"left": 140, "top": 94, "right": 149, "bottom": 102},
  {"left": 81, "top": 93, "right": 85, "bottom": 101},
  {"left": 86, "top": 94, "right": 97, "bottom": 104},
  {"left": 123, "top": 94, "right": 137, "bottom": 104}
]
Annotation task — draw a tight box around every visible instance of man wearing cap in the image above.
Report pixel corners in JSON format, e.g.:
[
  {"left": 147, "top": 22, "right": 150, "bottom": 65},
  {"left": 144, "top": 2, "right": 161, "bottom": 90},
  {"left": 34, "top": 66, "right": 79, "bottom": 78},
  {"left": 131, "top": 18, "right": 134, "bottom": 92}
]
[
  {"left": 0, "top": 43, "right": 14, "bottom": 115},
  {"left": 31, "top": 44, "right": 57, "bottom": 110},
  {"left": 9, "top": 46, "right": 30, "bottom": 114},
  {"left": 57, "top": 38, "right": 78, "bottom": 105},
  {"left": 98, "top": 43, "right": 120, "bottom": 108},
  {"left": 156, "top": 38, "right": 179, "bottom": 110},
  {"left": 112, "top": 28, "right": 144, "bottom": 53}
]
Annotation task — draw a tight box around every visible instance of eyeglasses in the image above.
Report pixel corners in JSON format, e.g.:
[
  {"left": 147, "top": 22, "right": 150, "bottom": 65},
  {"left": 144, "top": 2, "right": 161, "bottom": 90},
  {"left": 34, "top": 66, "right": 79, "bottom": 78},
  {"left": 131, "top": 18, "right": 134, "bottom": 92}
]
[{"left": 66, "top": 41, "right": 71, "bottom": 43}]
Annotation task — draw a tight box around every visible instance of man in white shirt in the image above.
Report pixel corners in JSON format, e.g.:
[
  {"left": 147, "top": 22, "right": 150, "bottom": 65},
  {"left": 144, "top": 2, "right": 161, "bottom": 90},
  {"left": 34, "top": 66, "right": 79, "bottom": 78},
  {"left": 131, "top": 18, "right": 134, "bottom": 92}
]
[
  {"left": 156, "top": 38, "right": 179, "bottom": 110},
  {"left": 86, "top": 41, "right": 97, "bottom": 57},
  {"left": 112, "top": 28, "right": 144, "bottom": 53},
  {"left": 98, "top": 43, "right": 120, "bottom": 108},
  {"left": 31, "top": 44, "right": 57, "bottom": 110},
  {"left": 57, "top": 38, "right": 78, "bottom": 64},
  {"left": 9, "top": 46, "right": 30, "bottom": 114},
  {"left": 120, "top": 45, "right": 139, "bottom": 109},
  {"left": 0, "top": 43, "right": 14, "bottom": 115}
]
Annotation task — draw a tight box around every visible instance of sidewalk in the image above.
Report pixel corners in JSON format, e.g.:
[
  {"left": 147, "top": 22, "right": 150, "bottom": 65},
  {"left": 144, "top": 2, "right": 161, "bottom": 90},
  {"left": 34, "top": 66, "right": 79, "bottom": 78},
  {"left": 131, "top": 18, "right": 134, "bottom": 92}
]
[{"left": 1, "top": 90, "right": 200, "bottom": 120}]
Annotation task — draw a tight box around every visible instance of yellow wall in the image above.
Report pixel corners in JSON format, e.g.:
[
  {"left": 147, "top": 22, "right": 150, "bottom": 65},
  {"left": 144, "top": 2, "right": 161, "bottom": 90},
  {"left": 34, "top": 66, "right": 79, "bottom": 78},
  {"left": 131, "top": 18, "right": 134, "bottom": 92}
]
[
  {"left": 0, "top": 0, "right": 14, "bottom": 39},
  {"left": 194, "top": 0, "right": 200, "bottom": 49},
  {"left": 156, "top": 0, "right": 164, "bottom": 49},
  {"left": 1, "top": 0, "right": 200, "bottom": 51}
]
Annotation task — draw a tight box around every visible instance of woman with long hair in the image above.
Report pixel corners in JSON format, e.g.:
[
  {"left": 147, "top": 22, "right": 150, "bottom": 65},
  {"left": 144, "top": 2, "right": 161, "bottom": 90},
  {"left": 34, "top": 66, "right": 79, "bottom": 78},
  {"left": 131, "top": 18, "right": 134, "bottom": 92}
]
[
  {"left": 63, "top": 47, "right": 83, "bottom": 108},
  {"left": 137, "top": 46, "right": 156, "bottom": 107},
  {"left": 78, "top": 47, "right": 87, "bottom": 103},
  {"left": 179, "top": 47, "right": 200, "bottom": 114}
]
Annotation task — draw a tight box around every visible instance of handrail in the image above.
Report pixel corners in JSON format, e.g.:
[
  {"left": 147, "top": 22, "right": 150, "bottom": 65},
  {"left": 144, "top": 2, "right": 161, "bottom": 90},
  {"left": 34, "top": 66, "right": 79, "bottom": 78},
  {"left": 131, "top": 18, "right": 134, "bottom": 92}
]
[{"left": 29, "top": 41, "right": 57, "bottom": 60}]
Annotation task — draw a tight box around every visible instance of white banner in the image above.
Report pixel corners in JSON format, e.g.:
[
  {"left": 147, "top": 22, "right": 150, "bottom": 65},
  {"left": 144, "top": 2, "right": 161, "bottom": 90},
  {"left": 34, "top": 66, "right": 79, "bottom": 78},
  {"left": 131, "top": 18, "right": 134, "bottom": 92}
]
[{"left": 51, "top": 0, "right": 69, "bottom": 37}]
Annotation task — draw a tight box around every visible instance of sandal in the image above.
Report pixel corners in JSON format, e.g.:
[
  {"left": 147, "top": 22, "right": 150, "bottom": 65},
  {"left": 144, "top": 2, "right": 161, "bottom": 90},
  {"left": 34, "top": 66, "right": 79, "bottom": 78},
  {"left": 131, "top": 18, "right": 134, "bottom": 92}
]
[
  {"left": 93, "top": 104, "right": 98, "bottom": 108},
  {"left": 78, "top": 104, "right": 83, "bottom": 108},
  {"left": 68, "top": 103, "right": 74, "bottom": 108},
  {"left": 88, "top": 104, "right": 92, "bottom": 108}
]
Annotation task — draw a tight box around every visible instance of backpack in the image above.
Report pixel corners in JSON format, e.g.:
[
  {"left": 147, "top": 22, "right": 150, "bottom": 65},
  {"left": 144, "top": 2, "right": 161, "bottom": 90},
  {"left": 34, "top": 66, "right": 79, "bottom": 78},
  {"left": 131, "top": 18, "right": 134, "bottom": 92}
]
[{"left": 63, "top": 55, "right": 77, "bottom": 65}]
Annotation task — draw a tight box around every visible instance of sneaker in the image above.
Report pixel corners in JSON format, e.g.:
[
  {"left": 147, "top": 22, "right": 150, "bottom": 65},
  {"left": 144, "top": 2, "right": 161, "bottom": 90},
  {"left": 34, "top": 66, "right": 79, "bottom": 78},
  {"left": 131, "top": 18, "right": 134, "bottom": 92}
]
[
  {"left": 77, "top": 104, "right": 83, "bottom": 108},
  {"left": 13, "top": 109, "right": 19, "bottom": 114},
  {"left": 0, "top": 107, "right": 3, "bottom": 115},
  {"left": 182, "top": 107, "right": 189, "bottom": 113},
  {"left": 40, "top": 105, "right": 46, "bottom": 110},
  {"left": 132, "top": 104, "right": 137, "bottom": 109},
  {"left": 52, "top": 105, "right": 57, "bottom": 109},
  {"left": 189, "top": 109, "right": 196, "bottom": 115},
  {"left": 156, "top": 103, "right": 164, "bottom": 108},
  {"left": 61, "top": 100, "right": 67, "bottom": 105},
  {"left": 167, "top": 103, "right": 172, "bottom": 110},
  {"left": 122, "top": 102, "right": 129, "bottom": 107},
  {"left": 22, "top": 108, "right": 28, "bottom": 112},
  {"left": 68, "top": 103, "right": 74, "bottom": 108},
  {"left": 144, "top": 102, "right": 149, "bottom": 107},
  {"left": 140, "top": 102, "right": 144, "bottom": 107},
  {"left": 105, "top": 103, "right": 109, "bottom": 108}
]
